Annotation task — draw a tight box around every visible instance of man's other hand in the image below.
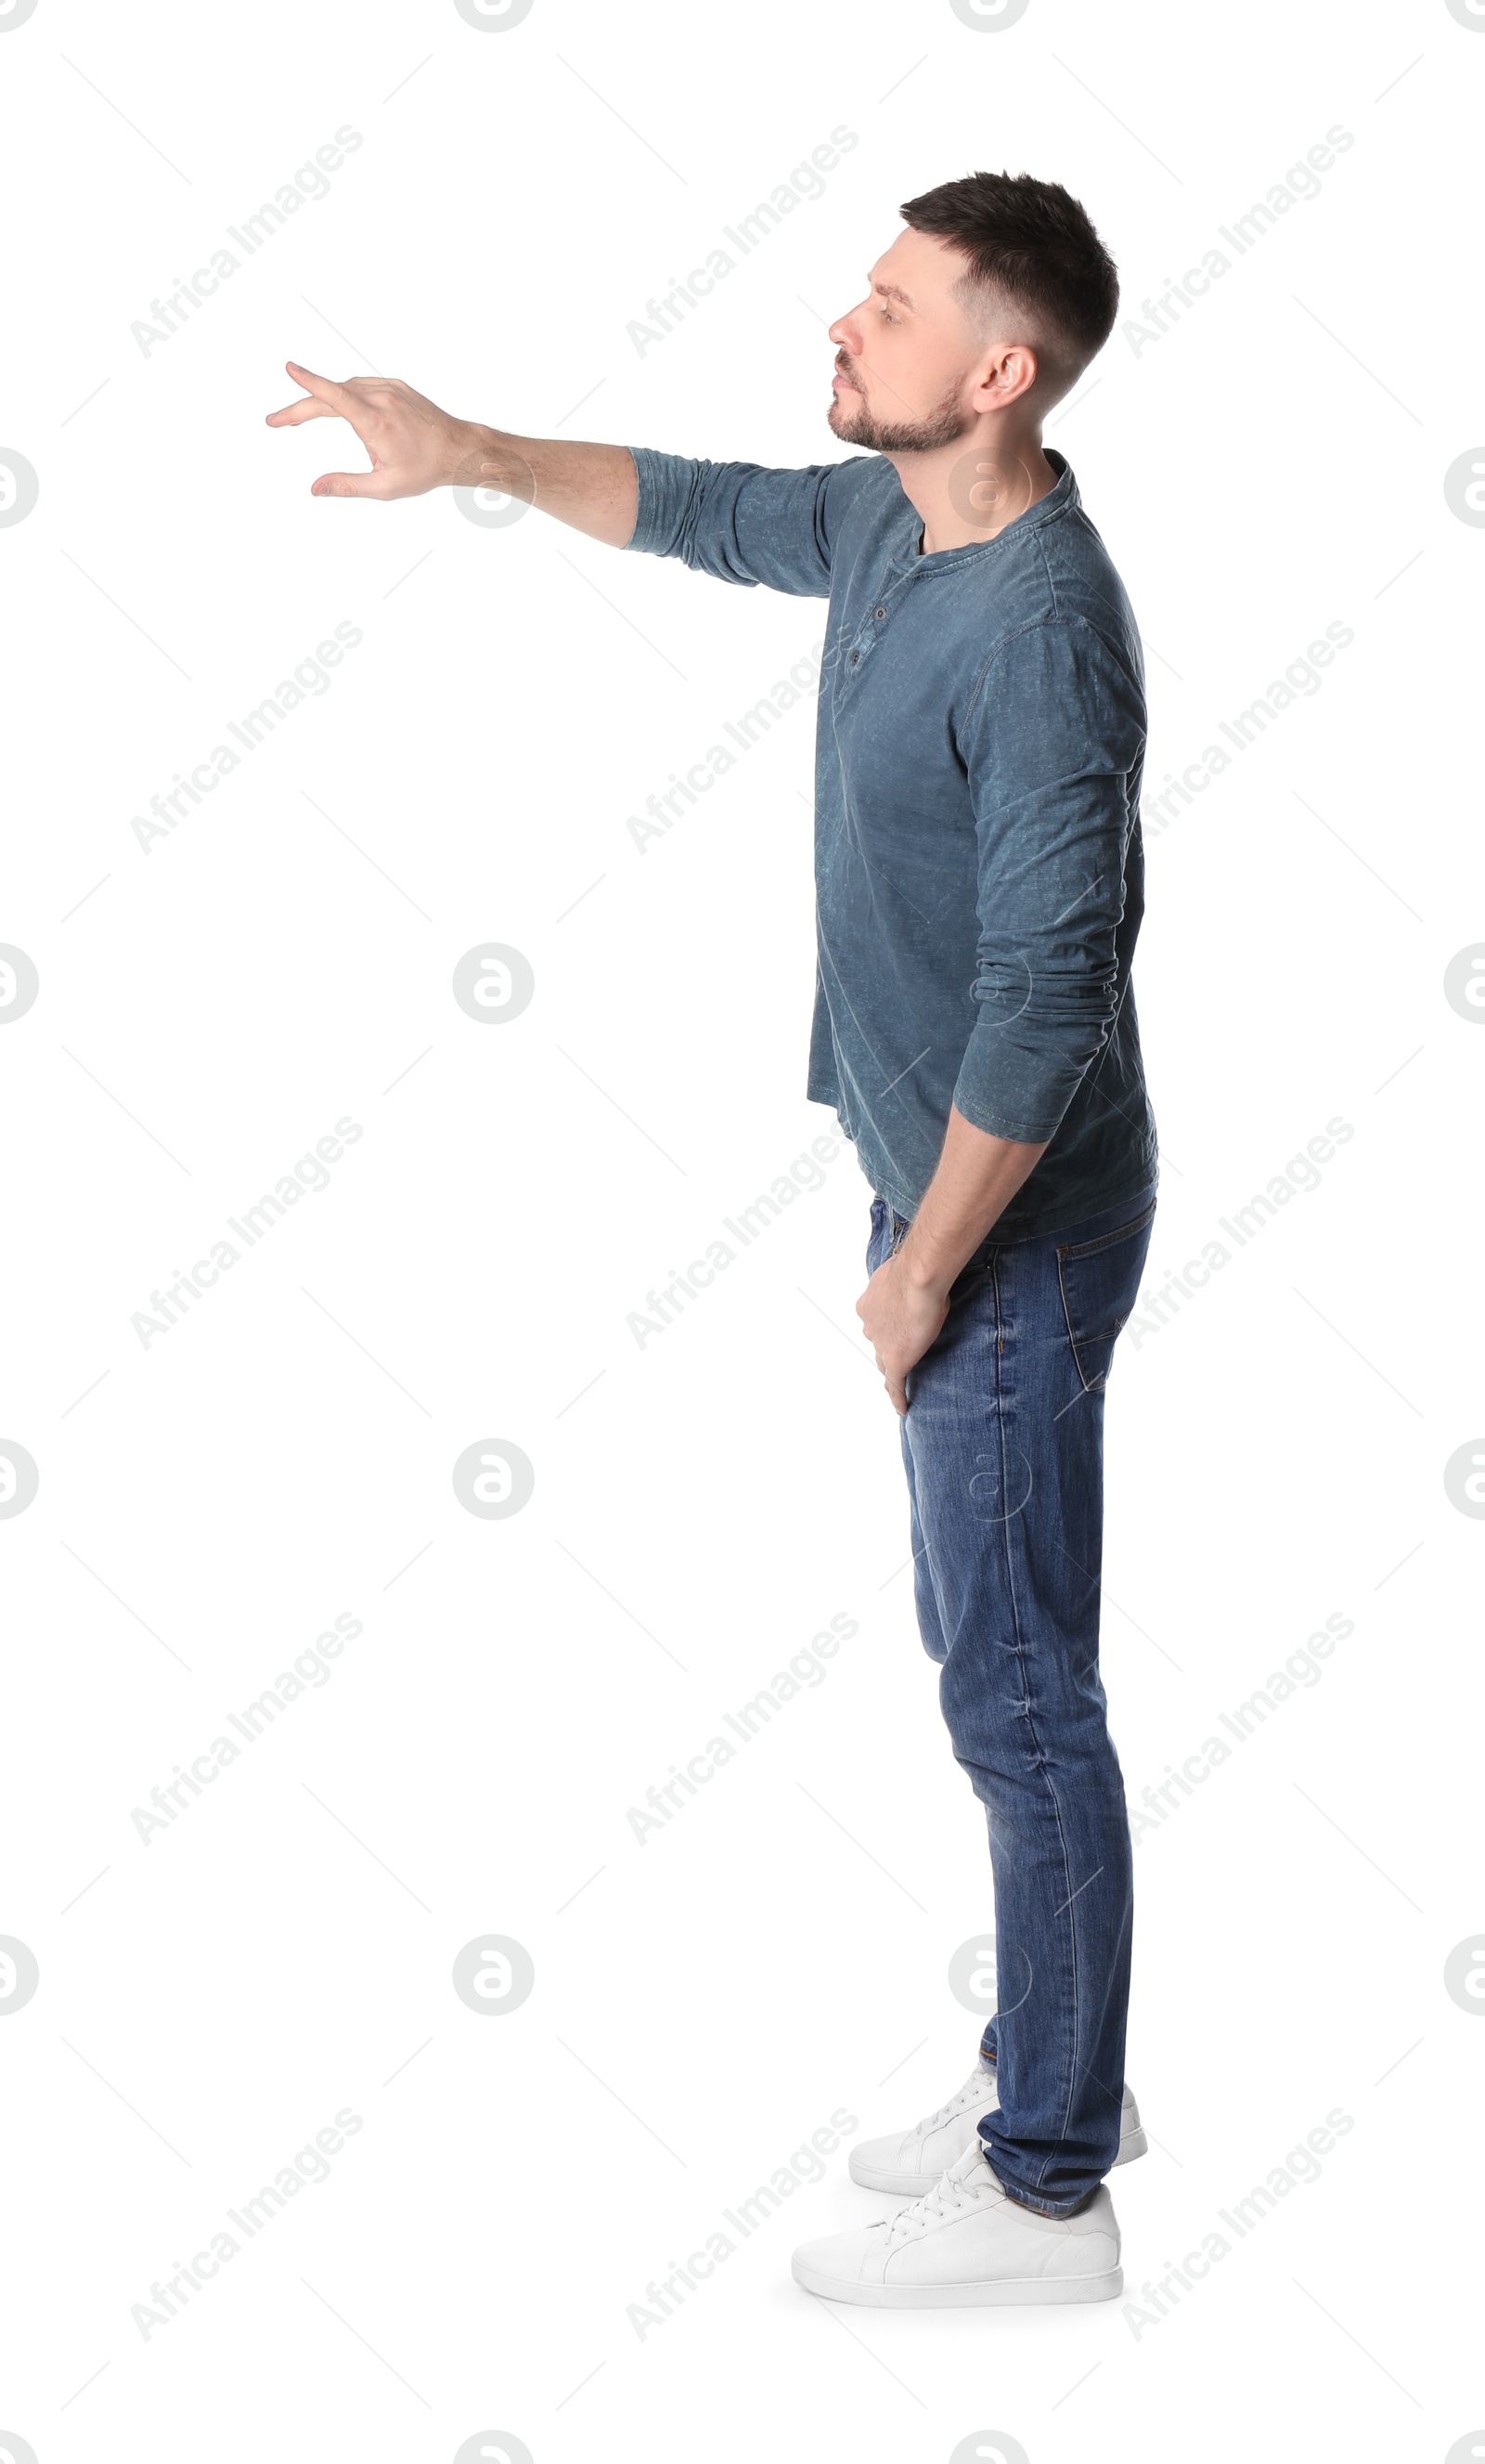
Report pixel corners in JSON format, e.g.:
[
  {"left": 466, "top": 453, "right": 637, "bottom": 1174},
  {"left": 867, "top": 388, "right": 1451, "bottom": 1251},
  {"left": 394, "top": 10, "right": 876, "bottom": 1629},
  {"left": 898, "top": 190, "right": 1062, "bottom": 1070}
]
[{"left": 856, "top": 1253, "right": 949, "bottom": 1416}]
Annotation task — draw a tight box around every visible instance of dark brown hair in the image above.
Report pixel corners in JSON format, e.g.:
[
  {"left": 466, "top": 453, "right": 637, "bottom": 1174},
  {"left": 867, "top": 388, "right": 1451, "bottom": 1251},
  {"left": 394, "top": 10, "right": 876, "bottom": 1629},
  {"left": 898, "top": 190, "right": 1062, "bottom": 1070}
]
[{"left": 899, "top": 170, "right": 1119, "bottom": 385}]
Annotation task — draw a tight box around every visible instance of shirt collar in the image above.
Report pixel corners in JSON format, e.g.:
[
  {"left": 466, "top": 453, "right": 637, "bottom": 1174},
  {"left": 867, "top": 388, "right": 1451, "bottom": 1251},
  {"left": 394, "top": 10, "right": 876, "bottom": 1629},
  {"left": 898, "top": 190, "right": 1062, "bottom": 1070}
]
[{"left": 900, "top": 447, "right": 1078, "bottom": 566}]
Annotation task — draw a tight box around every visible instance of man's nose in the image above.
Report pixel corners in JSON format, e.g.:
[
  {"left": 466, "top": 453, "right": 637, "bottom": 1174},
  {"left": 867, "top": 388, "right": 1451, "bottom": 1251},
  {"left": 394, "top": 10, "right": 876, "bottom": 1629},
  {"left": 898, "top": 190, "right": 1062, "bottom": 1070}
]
[{"left": 828, "top": 305, "right": 863, "bottom": 352}]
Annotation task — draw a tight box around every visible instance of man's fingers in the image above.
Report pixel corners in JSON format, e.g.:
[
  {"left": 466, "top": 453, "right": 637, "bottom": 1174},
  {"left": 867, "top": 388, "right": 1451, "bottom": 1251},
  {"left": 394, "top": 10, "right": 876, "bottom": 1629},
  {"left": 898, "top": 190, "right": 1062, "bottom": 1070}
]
[
  {"left": 265, "top": 395, "right": 337, "bottom": 427},
  {"left": 886, "top": 1371, "right": 908, "bottom": 1416},
  {"left": 310, "top": 470, "right": 393, "bottom": 499},
  {"left": 284, "top": 359, "right": 352, "bottom": 407}
]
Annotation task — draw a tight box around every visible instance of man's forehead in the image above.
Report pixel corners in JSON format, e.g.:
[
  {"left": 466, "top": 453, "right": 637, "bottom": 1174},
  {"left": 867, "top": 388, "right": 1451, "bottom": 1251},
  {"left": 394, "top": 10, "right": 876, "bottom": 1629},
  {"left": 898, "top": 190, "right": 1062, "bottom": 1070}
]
[{"left": 870, "top": 227, "right": 963, "bottom": 305}]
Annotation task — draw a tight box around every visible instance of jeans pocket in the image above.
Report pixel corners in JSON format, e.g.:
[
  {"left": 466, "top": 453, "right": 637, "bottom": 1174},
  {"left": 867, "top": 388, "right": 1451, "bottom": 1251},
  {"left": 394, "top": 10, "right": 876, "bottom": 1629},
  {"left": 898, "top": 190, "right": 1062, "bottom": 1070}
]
[
  {"left": 867, "top": 1198, "right": 910, "bottom": 1274},
  {"left": 1055, "top": 1198, "right": 1156, "bottom": 1393}
]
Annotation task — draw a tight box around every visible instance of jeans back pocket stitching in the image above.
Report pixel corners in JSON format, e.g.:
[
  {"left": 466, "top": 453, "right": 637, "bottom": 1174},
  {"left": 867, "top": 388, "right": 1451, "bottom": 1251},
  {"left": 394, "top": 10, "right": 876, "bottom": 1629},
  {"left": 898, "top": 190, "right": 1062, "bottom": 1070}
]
[
  {"left": 1054, "top": 1195, "right": 1156, "bottom": 1265},
  {"left": 1056, "top": 1221, "right": 1154, "bottom": 1394}
]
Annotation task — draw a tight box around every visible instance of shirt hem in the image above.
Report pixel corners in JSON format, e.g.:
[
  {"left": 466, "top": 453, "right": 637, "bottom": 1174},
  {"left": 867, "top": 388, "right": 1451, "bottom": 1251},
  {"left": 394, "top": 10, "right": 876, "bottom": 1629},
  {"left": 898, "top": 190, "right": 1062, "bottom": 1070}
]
[{"left": 875, "top": 1161, "right": 1160, "bottom": 1246}]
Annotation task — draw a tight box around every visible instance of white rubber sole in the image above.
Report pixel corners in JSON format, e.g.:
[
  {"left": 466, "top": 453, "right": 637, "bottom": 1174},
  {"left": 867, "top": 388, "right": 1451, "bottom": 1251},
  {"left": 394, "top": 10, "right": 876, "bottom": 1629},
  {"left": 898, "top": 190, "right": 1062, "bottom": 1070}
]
[
  {"left": 792, "top": 2257, "right": 1124, "bottom": 2308},
  {"left": 850, "top": 2120, "right": 1147, "bottom": 2198}
]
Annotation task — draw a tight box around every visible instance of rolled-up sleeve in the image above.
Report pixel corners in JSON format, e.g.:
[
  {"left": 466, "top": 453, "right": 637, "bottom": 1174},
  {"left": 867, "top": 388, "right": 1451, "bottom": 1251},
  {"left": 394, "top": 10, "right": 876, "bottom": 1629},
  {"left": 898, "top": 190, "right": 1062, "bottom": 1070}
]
[
  {"left": 624, "top": 447, "right": 846, "bottom": 596},
  {"left": 951, "top": 617, "right": 1146, "bottom": 1146}
]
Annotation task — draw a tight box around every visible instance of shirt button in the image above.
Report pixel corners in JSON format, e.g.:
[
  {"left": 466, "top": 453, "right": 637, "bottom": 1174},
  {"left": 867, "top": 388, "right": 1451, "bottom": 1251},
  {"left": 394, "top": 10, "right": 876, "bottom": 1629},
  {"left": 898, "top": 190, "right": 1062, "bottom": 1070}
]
[
  {"left": 874, "top": 606, "right": 886, "bottom": 620},
  {"left": 850, "top": 650, "right": 859, "bottom": 666}
]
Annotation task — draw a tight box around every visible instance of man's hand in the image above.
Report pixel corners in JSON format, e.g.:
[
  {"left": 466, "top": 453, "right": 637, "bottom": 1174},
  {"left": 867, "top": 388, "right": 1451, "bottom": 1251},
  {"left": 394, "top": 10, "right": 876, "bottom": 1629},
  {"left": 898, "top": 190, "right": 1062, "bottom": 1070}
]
[
  {"left": 854, "top": 1116, "right": 1049, "bottom": 1414},
  {"left": 856, "top": 1252, "right": 950, "bottom": 1417},
  {"left": 265, "top": 364, "right": 639, "bottom": 542},
  {"left": 265, "top": 363, "right": 489, "bottom": 499}
]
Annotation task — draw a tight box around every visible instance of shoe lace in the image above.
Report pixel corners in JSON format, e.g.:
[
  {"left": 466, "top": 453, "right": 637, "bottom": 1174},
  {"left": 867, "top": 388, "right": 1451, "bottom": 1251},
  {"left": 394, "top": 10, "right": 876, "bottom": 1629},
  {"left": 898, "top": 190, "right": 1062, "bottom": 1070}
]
[
  {"left": 919, "top": 2068, "right": 991, "bottom": 2135},
  {"left": 884, "top": 2165, "right": 981, "bottom": 2246}
]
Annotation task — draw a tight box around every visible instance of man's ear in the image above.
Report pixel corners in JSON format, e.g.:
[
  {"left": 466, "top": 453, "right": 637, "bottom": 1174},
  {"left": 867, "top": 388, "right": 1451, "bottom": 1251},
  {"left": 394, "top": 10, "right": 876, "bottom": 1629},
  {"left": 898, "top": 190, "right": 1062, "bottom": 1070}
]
[
  {"left": 1012, "top": 344, "right": 1044, "bottom": 404},
  {"left": 973, "top": 343, "right": 1040, "bottom": 411}
]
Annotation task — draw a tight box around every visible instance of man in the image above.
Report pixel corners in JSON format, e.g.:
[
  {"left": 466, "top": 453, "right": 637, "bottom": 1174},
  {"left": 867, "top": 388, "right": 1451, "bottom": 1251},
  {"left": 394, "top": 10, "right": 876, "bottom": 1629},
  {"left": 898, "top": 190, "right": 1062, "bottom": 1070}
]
[{"left": 269, "top": 168, "right": 1157, "bottom": 2308}]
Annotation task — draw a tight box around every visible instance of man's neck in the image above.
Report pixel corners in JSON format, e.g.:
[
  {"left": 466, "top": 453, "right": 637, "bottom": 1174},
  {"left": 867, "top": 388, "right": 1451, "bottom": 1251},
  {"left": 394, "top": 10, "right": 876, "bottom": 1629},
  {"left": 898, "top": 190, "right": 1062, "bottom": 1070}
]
[{"left": 886, "top": 421, "right": 1059, "bottom": 556}]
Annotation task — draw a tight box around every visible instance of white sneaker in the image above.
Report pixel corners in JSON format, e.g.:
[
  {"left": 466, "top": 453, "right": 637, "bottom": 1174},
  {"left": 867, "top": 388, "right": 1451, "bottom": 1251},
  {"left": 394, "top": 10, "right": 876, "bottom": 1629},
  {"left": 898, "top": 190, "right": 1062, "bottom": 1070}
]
[
  {"left": 849, "top": 2059, "right": 1146, "bottom": 2196},
  {"left": 793, "top": 2140, "right": 1121, "bottom": 2308}
]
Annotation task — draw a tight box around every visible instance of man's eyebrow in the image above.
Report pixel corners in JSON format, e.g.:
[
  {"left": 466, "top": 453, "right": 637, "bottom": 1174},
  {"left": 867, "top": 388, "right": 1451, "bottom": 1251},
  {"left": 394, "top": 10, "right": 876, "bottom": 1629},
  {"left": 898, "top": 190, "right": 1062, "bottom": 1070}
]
[{"left": 870, "top": 275, "right": 915, "bottom": 309}]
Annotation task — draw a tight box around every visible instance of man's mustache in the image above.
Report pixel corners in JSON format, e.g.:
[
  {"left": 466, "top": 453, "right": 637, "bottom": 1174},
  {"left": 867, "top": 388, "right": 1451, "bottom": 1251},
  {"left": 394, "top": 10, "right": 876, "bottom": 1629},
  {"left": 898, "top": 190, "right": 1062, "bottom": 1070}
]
[{"left": 833, "top": 353, "right": 863, "bottom": 393}]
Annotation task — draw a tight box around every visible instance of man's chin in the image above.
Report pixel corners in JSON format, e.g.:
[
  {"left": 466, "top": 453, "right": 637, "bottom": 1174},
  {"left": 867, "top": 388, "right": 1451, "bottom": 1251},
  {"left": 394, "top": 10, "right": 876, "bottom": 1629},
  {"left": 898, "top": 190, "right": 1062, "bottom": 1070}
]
[{"left": 827, "top": 394, "right": 863, "bottom": 438}]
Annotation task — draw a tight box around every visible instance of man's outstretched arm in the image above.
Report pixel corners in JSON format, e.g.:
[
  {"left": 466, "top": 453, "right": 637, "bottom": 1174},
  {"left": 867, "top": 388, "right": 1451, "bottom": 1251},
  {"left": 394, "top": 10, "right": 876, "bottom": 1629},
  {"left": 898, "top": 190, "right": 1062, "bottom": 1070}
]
[
  {"left": 267, "top": 365, "right": 843, "bottom": 595},
  {"left": 265, "top": 363, "right": 638, "bottom": 544}
]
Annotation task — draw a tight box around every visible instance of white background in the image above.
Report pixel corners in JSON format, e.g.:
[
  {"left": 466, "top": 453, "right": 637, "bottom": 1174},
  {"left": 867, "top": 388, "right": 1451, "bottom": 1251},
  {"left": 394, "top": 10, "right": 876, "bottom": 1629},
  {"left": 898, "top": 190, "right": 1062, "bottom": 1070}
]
[{"left": 2, "top": 1, "right": 1481, "bottom": 2458}]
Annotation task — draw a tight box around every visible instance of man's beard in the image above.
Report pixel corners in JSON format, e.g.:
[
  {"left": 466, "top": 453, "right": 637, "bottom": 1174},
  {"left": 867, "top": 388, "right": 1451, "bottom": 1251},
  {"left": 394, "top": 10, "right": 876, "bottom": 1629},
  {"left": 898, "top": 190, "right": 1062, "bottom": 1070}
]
[{"left": 827, "top": 364, "right": 974, "bottom": 453}]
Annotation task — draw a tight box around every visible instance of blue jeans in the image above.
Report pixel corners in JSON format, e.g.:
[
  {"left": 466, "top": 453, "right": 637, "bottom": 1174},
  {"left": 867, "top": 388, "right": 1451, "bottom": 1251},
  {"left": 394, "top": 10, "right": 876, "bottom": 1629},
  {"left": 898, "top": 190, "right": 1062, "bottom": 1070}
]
[{"left": 868, "top": 1181, "right": 1156, "bottom": 2215}]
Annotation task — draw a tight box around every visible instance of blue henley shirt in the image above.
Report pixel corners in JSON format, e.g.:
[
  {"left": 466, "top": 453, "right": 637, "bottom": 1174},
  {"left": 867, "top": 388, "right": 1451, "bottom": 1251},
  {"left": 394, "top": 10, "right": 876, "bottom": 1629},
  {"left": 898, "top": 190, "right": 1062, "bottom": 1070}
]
[{"left": 625, "top": 444, "right": 1157, "bottom": 1240}]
